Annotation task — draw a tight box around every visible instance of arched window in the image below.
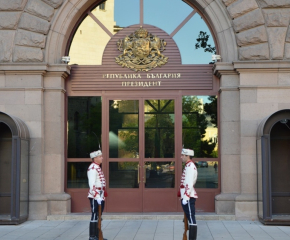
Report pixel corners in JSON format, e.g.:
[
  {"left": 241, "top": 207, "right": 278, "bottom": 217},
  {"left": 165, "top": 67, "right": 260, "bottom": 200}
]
[{"left": 68, "top": 0, "right": 216, "bottom": 65}]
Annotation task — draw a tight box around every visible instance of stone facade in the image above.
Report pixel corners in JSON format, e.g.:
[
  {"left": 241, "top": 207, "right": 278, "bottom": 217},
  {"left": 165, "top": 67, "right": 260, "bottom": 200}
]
[{"left": 0, "top": 0, "right": 290, "bottom": 220}]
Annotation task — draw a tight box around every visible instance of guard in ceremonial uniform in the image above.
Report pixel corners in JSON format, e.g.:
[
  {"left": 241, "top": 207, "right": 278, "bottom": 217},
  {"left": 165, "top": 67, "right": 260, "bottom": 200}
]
[
  {"left": 87, "top": 150, "right": 107, "bottom": 240},
  {"left": 179, "top": 148, "right": 198, "bottom": 240}
]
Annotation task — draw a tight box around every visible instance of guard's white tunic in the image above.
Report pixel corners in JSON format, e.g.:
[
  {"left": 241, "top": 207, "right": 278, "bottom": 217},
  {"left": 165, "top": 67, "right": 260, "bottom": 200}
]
[
  {"left": 87, "top": 162, "right": 106, "bottom": 200},
  {"left": 180, "top": 161, "right": 198, "bottom": 201}
]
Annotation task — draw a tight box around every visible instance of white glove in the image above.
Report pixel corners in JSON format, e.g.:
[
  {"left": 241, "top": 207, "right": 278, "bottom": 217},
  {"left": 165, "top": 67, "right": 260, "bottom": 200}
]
[
  {"left": 97, "top": 198, "right": 102, "bottom": 205},
  {"left": 182, "top": 199, "right": 188, "bottom": 205}
]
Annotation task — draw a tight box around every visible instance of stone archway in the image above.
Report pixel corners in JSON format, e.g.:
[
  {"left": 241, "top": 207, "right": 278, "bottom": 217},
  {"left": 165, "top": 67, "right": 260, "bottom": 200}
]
[
  {"left": 1, "top": 1, "right": 290, "bottom": 64},
  {"left": 257, "top": 109, "right": 290, "bottom": 225},
  {"left": 46, "top": 0, "right": 237, "bottom": 63}
]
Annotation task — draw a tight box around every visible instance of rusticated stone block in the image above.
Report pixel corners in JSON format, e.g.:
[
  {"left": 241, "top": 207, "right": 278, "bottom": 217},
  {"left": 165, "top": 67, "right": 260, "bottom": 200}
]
[
  {"left": 239, "top": 43, "right": 270, "bottom": 60},
  {"left": 236, "top": 26, "right": 267, "bottom": 46},
  {"left": 15, "top": 29, "right": 46, "bottom": 48},
  {"left": 0, "top": 31, "right": 15, "bottom": 62},
  {"left": 13, "top": 46, "right": 43, "bottom": 62},
  {"left": 267, "top": 27, "right": 287, "bottom": 59},
  {"left": 25, "top": 0, "right": 54, "bottom": 21},
  {"left": 0, "top": 0, "right": 26, "bottom": 11},
  {"left": 284, "top": 43, "right": 290, "bottom": 59},
  {"left": 227, "top": 0, "right": 259, "bottom": 19},
  {"left": 257, "top": 0, "right": 290, "bottom": 8},
  {"left": 285, "top": 27, "right": 290, "bottom": 42},
  {"left": 233, "top": 9, "right": 264, "bottom": 32},
  {"left": 222, "top": 0, "right": 237, "bottom": 6},
  {"left": 18, "top": 13, "right": 50, "bottom": 35},
  {"left": 42, "top": 0, "right": 64, "bottom": 9},
  {"left": 263, "top": 9, "right": 290, "bottom": 27},
  {"left": 0, "top": 12, "right": 21, "bottom": 30}
]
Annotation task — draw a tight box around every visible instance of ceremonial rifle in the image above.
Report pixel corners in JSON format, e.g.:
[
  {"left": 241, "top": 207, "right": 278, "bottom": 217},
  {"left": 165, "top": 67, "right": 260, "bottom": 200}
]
[
  {"left": 98, "top": 204, "right": 104, "bottom": 240},
  {"left": 183, "top": 212, "right": 188, "bottom": 240},
  {"left": 93, "top": 132, "right": 104, "bottom": 240}
]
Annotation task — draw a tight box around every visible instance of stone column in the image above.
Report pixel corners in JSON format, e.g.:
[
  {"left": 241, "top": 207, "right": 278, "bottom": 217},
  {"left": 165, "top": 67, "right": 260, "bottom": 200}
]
[
  {"left": 43, "top": 65, "right": 71, "bottom": 216},
  {"left": 214, "top": 63, "right": 240, "bottom": 215}
]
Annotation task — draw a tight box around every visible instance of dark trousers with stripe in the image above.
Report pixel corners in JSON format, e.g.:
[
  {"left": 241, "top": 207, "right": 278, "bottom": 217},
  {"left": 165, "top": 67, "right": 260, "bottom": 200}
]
[
  {"left": 181, "top": 198, "right": 197, "bottom": 225},
  {"left": 89, "top": 198, "right": 105, "bottom": 222}
]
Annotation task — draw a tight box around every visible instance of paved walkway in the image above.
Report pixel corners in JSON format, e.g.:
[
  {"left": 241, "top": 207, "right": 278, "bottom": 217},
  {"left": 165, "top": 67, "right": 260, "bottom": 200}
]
[{"left": 1, "top": 219, "right": 290, "bottom": 240}]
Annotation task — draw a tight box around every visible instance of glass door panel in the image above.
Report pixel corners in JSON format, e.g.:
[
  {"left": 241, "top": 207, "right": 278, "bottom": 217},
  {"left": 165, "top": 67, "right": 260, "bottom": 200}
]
[
  {"left": 109, "top": 162, "right": 139, "bottom": 188},
  {"left": 195, "top": 161, "right": 218, "bottom": 188},
  {"left": 67, "top": 162, "right": 90, "bottom": 188},
  {"left": 144, "top": 99, "right": 175, "bottom": 158},
  {"left": 107, "top": 97, "right": 177, "bottom": 212},
  {"left": 109, "top": 100, "right": 139, "bottom": 158},
  {"left": 144, "top": 161, "right": 175, "bottom": 188}
]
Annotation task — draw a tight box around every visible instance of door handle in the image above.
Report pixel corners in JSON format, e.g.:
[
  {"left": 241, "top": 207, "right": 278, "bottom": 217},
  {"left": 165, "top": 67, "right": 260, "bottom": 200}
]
[
  {"left": 143, "top": 165, "right": 146, "bottom": 183},
  {"left": 138, "top": 164, "right": 140, "bottom": 184}
]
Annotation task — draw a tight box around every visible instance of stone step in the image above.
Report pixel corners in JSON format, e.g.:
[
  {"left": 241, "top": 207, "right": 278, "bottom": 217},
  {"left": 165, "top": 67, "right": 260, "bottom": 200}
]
[{"left": 47, "top": 213, "right": 235, "bottom": 221}]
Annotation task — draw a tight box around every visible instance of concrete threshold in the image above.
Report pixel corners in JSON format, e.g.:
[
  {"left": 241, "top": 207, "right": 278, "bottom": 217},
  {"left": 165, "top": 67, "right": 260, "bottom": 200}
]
[{"left": 47, "top": 212, "right": 235, "bottom": 221}]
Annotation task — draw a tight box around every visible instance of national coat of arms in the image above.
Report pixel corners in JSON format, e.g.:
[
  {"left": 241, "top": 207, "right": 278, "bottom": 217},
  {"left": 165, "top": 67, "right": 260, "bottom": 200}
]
[{"left": 115, "top": 27, "right": 168, "bottom": 72}]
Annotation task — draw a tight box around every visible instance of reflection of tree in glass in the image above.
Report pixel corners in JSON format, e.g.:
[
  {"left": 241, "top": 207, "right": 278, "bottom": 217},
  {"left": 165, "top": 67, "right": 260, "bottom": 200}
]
[
  {"left": 109, "top": 100, "right": 139, "bottom": 158},
  {"left": 204, "top": 96, "right": 217, "bottom": 127},
  {"left": 67, "top": 97, "right": 102, "bottom": 158},
  {"left": 145, "top": 100, "right": 174, "bottom": 158},
  {"left": 118, "top": 162, "right": 138, "bottom": 170},
  {"left": 79, "top": 100, "right": 102, "bottom": 154},
  {"left": 182, "top": 96, "right": 217, "bottom": 158}
]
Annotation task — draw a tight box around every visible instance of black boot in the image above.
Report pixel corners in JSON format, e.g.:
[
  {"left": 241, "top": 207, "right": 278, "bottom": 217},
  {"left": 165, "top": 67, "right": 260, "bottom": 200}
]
[
  {"left": 89, "top": 222, "right": 98, "bottom": 240},
  {"left": 189, "top": 225, "right": 197, "bottom": 240}
]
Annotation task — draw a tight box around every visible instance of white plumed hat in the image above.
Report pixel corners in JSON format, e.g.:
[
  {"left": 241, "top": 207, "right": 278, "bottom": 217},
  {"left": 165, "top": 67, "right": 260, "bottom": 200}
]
[
  {"left": 181, "top": 148, "right": 194, "bottom": 156},
  {"left": 90, "top": 150, "right": 102, "bottom": 158}
]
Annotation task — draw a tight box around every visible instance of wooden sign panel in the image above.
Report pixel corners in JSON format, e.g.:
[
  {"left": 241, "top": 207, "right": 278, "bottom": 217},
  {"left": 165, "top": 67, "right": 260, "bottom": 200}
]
[{"left": 68, "top": 24, "right": 214, "bottom": 93}]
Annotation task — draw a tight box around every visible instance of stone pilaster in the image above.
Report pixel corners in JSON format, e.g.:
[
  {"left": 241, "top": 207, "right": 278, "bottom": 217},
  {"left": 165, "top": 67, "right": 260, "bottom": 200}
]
[
  {"left": 214, "top": 62, "right": 240, "bottom": 215},
  {"left": 43, "top": 64, "right": 71, "bottom": 217}
]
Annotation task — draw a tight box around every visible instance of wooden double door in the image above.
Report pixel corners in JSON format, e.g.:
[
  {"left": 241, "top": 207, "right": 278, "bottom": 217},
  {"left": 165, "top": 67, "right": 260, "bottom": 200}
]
[{"left": 103, "top": 95, "right": 181, "bottom": 212}]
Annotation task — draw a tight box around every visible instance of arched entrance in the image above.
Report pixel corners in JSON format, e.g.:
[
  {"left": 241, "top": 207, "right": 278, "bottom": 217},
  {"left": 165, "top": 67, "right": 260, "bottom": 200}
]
[
  {"left": 257, "top": 109, "right": 290, "bottom": 225},
  {"left": 65, "top": 0, "right": 220, "bottom": 213},
  {"left": 0, "top": 112, "right": 30, "bottom": 224}
]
